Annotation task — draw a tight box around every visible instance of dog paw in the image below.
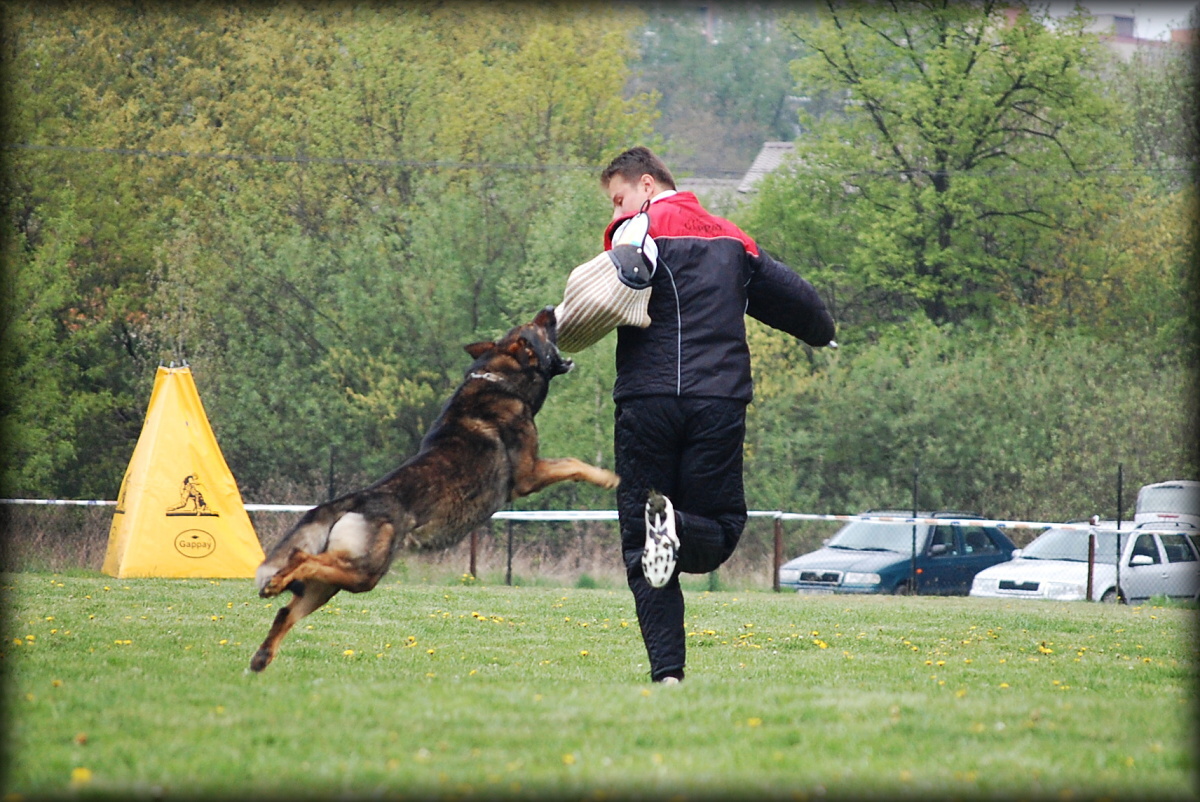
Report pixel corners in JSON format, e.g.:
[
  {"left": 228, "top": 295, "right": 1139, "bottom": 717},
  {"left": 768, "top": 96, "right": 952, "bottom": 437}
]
[
  {"left": 249, "top": 649, "right": 272, "bottom": 672},
  {"left": 260, "top": 574, "right": 290, "bottom": 598},
  {"left": 598, "top": 470, "right": 620, "bottom": 489}
]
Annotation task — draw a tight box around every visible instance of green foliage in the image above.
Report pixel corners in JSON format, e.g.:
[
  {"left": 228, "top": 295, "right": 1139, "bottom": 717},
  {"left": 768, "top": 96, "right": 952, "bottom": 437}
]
[
  {"left": 755, "top": 2, "right": 1132, "bottom": 326},
  {"left": 630, "top": 4, "right": 807, "bottom": 169},
  {"left": 746, "top": 322, "right": 1196, "bottom": 520},
  {"left": 1107, "top": 34, "right": 1199, "bottom": 184},
  {"left": 1, "top": 4, "right": 656, "bottom": 500},
  {"left": 0, "top": 2, "right": 1193, "bottom": 526}
]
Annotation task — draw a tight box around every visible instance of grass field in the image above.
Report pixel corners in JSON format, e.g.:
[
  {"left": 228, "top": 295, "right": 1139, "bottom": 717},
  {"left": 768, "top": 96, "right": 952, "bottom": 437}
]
[{"left": 3, "top": 571, "right": 1196, "bottom": 800}]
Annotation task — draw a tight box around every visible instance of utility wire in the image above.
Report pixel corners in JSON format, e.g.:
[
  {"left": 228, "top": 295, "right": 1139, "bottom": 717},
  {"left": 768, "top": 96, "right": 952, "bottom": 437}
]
[{"left": 2, "top": 141, "right": 1192, "bottom": 177}]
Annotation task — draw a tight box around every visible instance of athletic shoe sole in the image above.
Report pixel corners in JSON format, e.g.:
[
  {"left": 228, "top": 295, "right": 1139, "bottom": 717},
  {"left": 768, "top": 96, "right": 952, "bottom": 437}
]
[{"left": 642, "top": 491, "right": 679, "bottom": 588}]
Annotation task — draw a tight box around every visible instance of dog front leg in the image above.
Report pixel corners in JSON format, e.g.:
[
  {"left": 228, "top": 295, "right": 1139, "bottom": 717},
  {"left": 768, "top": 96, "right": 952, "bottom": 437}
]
[
  {"left": 250, "top": 580, "right": 339, "bottom": 672},
  {"left": 512, "top": 457, "right": 620, "bottom": 498}
]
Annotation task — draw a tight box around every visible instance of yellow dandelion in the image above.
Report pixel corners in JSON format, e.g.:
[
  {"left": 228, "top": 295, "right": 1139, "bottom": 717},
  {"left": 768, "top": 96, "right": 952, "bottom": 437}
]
[
  {"left": 580, "top": 650, "right": 590, "bottom": 657},
  {"left": 70, "top": 767, "right": 93, "bottom": 786},
  {"left": 344, "top": 649, "right": 355, "bottom": 657},
  {"left": 562, "top": 753, "right": 576, "bottom": 765},
  {"left": 747, "top": 717, "right": 762, "bottom": 728}
]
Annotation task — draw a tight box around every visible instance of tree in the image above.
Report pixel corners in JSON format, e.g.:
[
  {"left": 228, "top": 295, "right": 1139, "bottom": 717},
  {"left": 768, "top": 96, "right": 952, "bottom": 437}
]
[
  {"left": 1, "top": 4, "right": 658, "bottom": 499},
  {"left": 748, "top": 1, "right": 1131, "bottom": 330},
  {"left": 1108, "top": 29, "right": 1199, "bottom": 188},
  {"left": 629, "top": 3, "right": 808, "bottom": 171}
]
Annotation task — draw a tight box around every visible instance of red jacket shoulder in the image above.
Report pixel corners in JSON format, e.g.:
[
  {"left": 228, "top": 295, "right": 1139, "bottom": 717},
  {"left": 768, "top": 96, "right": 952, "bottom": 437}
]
[{"left": 604, "top": 192, "right": 759, "bottom": 256}]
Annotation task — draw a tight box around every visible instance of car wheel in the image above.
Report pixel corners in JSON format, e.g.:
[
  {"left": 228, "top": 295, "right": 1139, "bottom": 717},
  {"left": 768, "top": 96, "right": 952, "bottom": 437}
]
[
  {"left": 893, "top": 582, "right": 912, "bottom": 595},
  {"left": 1100, "top": 588, "right": 1122, "bottom": 604}
]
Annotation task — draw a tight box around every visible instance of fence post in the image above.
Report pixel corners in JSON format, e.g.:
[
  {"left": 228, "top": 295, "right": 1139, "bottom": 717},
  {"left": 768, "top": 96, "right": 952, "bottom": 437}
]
[
  {"left": 506, "top": 519, "right": 514, "bottom": 586},
  {"left": 910, "top": 458, "right": 920, "bottom": 595},
  {"left": 773, "top": 516, "right": 783, "bottom": 592},
  {"left": 469, "top": 527, "right": 477, "bottom": 579},
  {"left": 327, "top": 445, "right": 336, "bottom": 502},
  {"left": 1115, "top": 463, "right": 1123, "bottom": 601}
]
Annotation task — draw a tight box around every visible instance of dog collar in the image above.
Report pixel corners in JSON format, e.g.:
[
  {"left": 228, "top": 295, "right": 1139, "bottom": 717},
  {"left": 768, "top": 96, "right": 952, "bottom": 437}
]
[{"left": 468, "top": 371, "right": 503, "bottom": 383}]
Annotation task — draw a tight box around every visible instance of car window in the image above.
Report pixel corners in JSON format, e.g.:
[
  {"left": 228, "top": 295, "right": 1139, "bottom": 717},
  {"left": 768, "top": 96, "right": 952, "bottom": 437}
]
[
  {"left": 1160, "top": 534, "right": 1196, "bottom": 563},
  {"left": 1025, "top": 528, "right": 1126, "bottom": 563},
  {"left": 962, "top": 526, "right": 998, "bottom": 554},
  {"left": 826, "top": 521, "right": 922, "bottom": 552},
  {"left": 929, "top": 526, "right": 959, "bottom": 557},
  {"left": 1130, "top": 534, "right": 1161, "bottom": 564}
]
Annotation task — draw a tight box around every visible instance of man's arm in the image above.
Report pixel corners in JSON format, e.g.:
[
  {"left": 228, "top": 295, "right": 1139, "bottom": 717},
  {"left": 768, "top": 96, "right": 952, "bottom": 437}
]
[{"left": 745, "top": 252, "right": 836, "bottom": 347}]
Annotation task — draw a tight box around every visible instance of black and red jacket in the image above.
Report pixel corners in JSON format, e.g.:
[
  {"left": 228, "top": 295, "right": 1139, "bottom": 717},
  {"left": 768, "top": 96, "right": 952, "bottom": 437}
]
[{"left": 603, "top": 191, "right": 835, "bottom": 403}]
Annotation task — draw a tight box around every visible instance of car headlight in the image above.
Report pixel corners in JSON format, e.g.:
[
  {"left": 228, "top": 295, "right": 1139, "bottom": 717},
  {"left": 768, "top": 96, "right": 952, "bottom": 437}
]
[
  {"left": 842, "top": 572, "right": 881, "bottom": 586},
  {"left": 1042, "top": 581, "right": 1086, "bottom": 601},
  {"left": 779, "top": 568, "right": 800, "bottom": 583}
]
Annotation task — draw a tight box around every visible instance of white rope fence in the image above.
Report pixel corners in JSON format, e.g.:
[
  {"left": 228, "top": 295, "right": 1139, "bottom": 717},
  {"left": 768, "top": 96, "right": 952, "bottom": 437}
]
[{"left": 0, "top": 498, "right": 1180, "bottom": 533}]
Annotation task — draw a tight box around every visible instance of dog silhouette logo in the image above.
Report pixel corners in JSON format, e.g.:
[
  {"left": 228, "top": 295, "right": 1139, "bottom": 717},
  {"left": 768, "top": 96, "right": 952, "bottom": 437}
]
[{"left": 165, "top": 474, "right": 219, "bottom": 517}]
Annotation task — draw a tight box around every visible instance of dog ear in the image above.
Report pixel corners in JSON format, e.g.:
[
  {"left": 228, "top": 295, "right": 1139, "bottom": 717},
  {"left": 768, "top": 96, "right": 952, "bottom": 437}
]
[{"left": 464, "top": 341, "right": 494, "bottom": 359}]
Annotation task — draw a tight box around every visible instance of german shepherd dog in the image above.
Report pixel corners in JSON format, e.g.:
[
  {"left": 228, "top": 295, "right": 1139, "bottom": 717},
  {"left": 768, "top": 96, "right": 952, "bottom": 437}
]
[{"left": 250, "top": 306, "right": 618, "bottom": 672}]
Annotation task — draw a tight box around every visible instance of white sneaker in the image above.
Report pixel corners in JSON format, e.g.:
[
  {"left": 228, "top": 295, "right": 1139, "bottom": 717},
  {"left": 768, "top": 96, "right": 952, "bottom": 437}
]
[{"left": 642, "top": 491, "right": 679, "bottom": 588}]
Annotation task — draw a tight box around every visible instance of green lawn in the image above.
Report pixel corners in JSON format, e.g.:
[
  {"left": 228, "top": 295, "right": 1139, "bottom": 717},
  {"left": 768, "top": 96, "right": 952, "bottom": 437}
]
[{"left": 3, "top": 572, "right": 1196, "bottom": 800}]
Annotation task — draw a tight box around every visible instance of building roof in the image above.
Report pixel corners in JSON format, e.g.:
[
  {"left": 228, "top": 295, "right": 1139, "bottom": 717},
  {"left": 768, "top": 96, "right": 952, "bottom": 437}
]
[{"left": 738, "top": 141, "right": 796, "bottom": 193}]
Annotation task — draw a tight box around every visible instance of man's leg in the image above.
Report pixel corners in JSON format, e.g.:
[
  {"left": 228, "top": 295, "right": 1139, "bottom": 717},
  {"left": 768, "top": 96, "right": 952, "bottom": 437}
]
[
  {"left": 614, "top": 397, "right": 748, "bottom": 681},
  {"left": 615, "top": 397, "right": 687, "bottom": 680},
  {"left": 673, "top": 397, "right": 748, "bottom": 575}
]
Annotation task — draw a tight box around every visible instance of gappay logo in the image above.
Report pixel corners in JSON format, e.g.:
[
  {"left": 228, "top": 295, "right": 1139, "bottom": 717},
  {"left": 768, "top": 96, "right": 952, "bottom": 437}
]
[{"left": 167, "top": 474, "right": 218, "bottom": 558}]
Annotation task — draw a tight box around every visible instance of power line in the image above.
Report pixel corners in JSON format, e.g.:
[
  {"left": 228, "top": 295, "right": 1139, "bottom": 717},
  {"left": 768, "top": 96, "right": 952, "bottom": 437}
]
[
  {"left": 2, "top": 141, "right": 1192, "bottom": 178},
  {"left": 0, "top": 142, "right": 601, "bottom": 172}
]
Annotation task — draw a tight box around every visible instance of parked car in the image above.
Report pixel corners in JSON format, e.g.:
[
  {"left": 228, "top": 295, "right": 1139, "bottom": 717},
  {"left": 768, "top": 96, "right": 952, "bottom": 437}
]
[
  {"left": 969, "top": 520, "right": 1200, "bottom": 603},
  {"left": 1134, "top": 479, "right": 1200, "bottom": 528},
  {"left": 778, "top": 511, "right": 1017, "bottom": 596}
]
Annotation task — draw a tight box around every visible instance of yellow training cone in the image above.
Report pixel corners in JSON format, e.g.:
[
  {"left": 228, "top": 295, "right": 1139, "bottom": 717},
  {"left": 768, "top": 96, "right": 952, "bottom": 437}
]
[{"left": 102, "top": 366, "right": 264, "bottom": 578}]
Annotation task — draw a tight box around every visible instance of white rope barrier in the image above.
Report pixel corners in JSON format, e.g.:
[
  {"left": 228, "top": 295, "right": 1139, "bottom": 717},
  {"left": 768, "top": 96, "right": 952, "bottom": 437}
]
[{"left": 1, "top": 498, "right": 1186, "bottom": 533}]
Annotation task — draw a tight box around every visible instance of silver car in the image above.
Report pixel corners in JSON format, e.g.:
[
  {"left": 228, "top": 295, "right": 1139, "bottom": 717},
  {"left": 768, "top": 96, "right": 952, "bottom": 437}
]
[{"left": 969, "top": 521, "right": 1199, "bottom": 603}]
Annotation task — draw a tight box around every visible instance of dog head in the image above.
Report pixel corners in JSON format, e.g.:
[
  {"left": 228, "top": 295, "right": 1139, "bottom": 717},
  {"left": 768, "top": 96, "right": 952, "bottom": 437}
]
[{"left": 463, "top": 307, "right": 573, "bottom": 410}]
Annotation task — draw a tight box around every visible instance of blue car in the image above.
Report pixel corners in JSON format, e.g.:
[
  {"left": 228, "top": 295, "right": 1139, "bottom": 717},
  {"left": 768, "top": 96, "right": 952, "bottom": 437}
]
[{"left": 778, "top": 511, "right": 1017, "bottom": 595}]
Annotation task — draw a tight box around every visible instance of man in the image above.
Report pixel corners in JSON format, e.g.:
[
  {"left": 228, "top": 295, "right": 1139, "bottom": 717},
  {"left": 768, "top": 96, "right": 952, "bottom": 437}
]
[{"left": 557, "top": 146, "right": 836, "bottom": 684}]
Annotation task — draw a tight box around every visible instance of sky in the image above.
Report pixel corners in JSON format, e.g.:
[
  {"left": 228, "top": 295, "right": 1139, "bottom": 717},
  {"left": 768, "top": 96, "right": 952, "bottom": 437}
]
[{"left": 1046, "top": 1, "right": 1199, "bottom": 39}]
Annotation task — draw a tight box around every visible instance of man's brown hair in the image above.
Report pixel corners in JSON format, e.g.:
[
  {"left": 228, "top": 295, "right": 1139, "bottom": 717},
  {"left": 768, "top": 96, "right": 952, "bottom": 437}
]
[{"left": 600, "top": 146, "right": 677, "bottom": 190}]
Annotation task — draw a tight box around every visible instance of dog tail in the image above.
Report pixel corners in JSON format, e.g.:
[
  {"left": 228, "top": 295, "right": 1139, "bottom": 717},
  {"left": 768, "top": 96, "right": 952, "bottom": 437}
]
[{"left": 254, "top": 498, "right": 357, "bottom": 594}]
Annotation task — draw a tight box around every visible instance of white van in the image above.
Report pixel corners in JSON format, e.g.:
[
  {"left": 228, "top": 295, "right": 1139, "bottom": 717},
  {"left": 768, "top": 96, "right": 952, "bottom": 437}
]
[{"left": 1134, "top": 480, "right": 1200, "bottom": 528}]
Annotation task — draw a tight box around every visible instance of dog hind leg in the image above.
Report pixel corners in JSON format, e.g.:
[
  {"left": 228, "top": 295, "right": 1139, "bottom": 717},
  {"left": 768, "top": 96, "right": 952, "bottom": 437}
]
[
  {"left": 249, "top": 580, "right": 339, "bottom": 672},
  {"left": 276, "top": 550, "right": 387, "bottom": 593}
]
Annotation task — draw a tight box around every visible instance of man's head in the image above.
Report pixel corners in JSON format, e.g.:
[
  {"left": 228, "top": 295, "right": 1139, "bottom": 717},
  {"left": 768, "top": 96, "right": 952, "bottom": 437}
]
[{"left": 600, "top": 146, "right": 676, "bottom": 221}]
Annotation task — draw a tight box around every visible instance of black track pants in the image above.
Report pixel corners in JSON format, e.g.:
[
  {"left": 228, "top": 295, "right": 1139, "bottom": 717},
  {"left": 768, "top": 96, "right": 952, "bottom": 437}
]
[{"left": 614, "top": 396, "right": 748, "bottom": 680}]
